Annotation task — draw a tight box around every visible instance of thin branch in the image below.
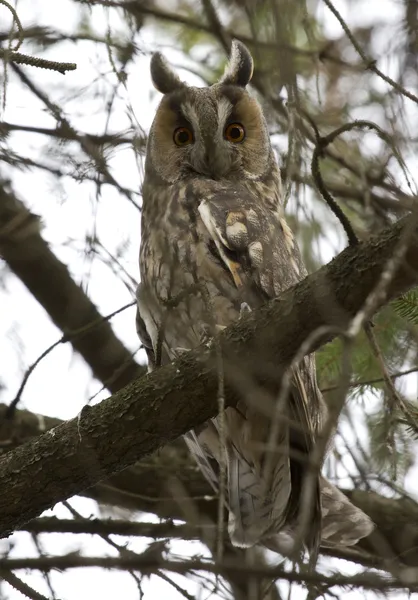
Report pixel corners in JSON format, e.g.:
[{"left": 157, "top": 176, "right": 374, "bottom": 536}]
[
  {"left": 0, "top": 0, "right": 23, "bottom": 50},
  {"left": 6, "top": 301, "right": 136, "bottom": 417},
  {"left": 15, "top": 517, "right": 206, "bottom": 539},
  {"left": 0, "top": 570, "right": 50, "bottom": 600},
  {"left": 0, "top": 183, "right": 145, "bottom": 397},
  {"left": 0, "top": 49, "right": 76, "bottom": 73},
  {"left": 0, "top": 121, "right": 144, "bottom": 149},
  {"left": 10, "top": 63, "right": 141, "bottom": 210},
  {"left": 0, "top": 215, "right": 417, "bottom": 538},
  {"left": 0, "top": 554, "right": 415, "bottom": 592},
  {"left": 364, "top": 325, "right": 418, "bottom": 435},
  {"left": 323, "top": 0, "right": 418, "bottom": 105},
  {"left": 321, "top": 366, "right": 418, "bottom": 392}
]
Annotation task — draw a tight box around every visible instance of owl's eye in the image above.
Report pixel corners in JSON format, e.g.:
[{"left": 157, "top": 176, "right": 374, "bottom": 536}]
[
  {"left": 224, "top": 123, "right": 245, "bottom": 143},
  {"left": 173, "top": 127, "right": 194, "bottom": 146}
]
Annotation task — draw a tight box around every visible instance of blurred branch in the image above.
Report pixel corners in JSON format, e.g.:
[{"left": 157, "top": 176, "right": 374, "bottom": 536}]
[
  {"left": 0, "top": 121, "right": 144, "bottom": 149},
  {"left": 80, "top": 0, "right": 359, "bottom": 69},
  {"left": 323, "top": 0, "right": 418, "bottom": 105},
  {"left": 0, "top": 570, "right": 50, "bottom": 600},
  {"left": 14, "top": 517, "right": 205, "bottom": 539},
  {"left": 321, "top": 366, "right": 418, "bottom": 392},
  {"left": 0, "top": 214, "right": 417, "bottom": 539},
  {"left": 0, "top": 0, "right": 23, "bottom": 51},
  {"left": 0, "top": 182, "right": 145, "bottom": 402},
  {"left": 2, "top": 402, "right": 418, "bottom": 569},
  {"left": 7, "top": 301, "right": 136, "bottom": 417},
  {"left": 10, "top": 63, "right": 141, "bottom": 209},
  {"left": 0, "top": 553, "right": 416, "bottom": 592}
]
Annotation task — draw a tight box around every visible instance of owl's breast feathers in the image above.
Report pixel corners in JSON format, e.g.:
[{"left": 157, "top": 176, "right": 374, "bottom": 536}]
[{"left": 137, "top": 179, "right": 373, "bottom": 554}]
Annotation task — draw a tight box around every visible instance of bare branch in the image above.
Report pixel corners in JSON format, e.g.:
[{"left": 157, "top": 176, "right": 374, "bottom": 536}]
[
  {"left": 2, "top": 403, "right": 418, "bottom": 570},
  {"left": 0, "top": 554, "right": 416, "bottom": 593},
  {"left": 0, "top": 570, "right": 50, "bottom": 600},
  {"left": 0, "top": 215, "right": 417, "bottom": 538},
  {"left": 323, "top": 0, "right": 418, "bottom": 105},
  {"left": 0, "top": 49, "right": 76, "bottom": 73},
  {"left": 0, "top": 183, "right": 145, "bottom": 401}
]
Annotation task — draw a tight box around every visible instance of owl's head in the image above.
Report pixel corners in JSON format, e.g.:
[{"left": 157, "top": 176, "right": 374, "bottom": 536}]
[{"left": 146, "top": 41, "right": 274, "bottom": 184}]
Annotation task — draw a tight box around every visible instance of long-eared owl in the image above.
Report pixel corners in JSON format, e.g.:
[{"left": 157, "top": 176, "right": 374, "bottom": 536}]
[{"left": 136, "top": 40, "right": 373, "bottom": 553}]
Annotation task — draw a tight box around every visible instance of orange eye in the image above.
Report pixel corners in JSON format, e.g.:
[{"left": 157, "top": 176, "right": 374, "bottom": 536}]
[
  {"left": 173, "top": 127, "right": 194, "bottom": 146},
  {"left": 224, "top": 122, "right": 245, "bottom": 143}
]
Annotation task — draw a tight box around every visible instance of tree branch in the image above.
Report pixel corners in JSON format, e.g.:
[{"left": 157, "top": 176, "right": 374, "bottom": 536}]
[
  {"left": 0, "top": 554, "right": 416, "bottom": 592},
  {"left": 13, "top": 517, "right": 204, "bottom": 539},
  {"left": 2, "top": 402, "right": 418, "bottom": 569},
  {"left": 0, "top": 215, "right": 417, "bottom": 539},
  {"left": 0, "top": 182, "right": 145, "bottom": 395}
]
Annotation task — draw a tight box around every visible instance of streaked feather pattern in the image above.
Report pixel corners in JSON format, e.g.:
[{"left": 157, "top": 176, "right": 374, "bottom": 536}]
[{"left": 137, "top": 40, "right": 374, "bottom": 556}]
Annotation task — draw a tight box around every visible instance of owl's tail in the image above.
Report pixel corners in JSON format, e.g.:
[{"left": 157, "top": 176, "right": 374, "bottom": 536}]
[
  {"left": 319, "top": 477, "right": 374, "bottom": 547},
  {"left": 227, "top": 457, "right": 373, "bottom": 550},
  {"left": 227, "top": 446, "right": 290, "bottom": 548}
]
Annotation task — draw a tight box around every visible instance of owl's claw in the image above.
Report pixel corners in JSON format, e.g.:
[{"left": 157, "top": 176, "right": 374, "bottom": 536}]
[
  {"left": 200, "top": 324, "right": 227, "bottom": 347},
  {"left": 173, "top": 347, "right": 191, "bottom": 358},
  {"left": 240, "top": 302, "right": 252, "bottom": 317}
]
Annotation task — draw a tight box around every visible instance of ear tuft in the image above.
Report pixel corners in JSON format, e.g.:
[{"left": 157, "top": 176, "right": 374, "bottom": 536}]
[
  {"left": 150, "top": 52, "right": 186, "bottom": 94},
  {"left": 219, "top": 40, "right": 254, "bottom": 87}
]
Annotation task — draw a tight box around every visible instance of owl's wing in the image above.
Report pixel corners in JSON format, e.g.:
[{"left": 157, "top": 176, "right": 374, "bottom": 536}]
[
  {"left": 198, "top": 190, "right": 323, "bottom": 551},
  {"left": 136, "top": 283, "right": 156, "bottom": 371},
  {"left": 183, "top": 428, "right": 220, "bottom": 494},
  {"left": 197, "top": 189, "right": 372, "bottom": 552}
]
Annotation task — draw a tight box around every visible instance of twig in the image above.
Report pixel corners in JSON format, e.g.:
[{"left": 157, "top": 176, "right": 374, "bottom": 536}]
[
  {"left": 0, "top": 0, "right": 23, "bottom": 50},
  {"left": 30, "top": 533, "right": 57, "bottom": 600},
  {"left": 0, "top": 49, "right": 76, "bottom": 73},
  {"left": 16, "top": 517, "right": 207, "bottom": 539},
  {"left": 0, "top": 554, "right": 416, "bottom": 591},
  {"left": 62, "top": 501, "right": 145, "bottom": 590},
  {"left": 155, "top": 571, "right": 195, "bottom": 600},
  {"left": 321, "top": 366, "right": 418, "bottom": 392},
  {"left": 323, "top": 0, "right": 418, "bottom": 105},
  {"left": 348, "top": 211, "right": 418, "bottom": 336},
  {"left": 6, "top": 301, "right": 136, "bottom": 418},
  {"left": 0, "top": 570, "right": 51, "bottom": 600},
  {"left": 364, "top": 325, "right": 418, "bottom": 436},
  {"left": 10, "top": 63, "right": 141, "bottom": 210}
]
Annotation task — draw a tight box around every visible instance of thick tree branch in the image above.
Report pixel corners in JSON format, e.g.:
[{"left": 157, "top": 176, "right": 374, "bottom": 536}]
[
  {"left": 0, "top": 183, "right": 145, "bottom": 393},
  {"left": 2, "top": 403, "right": 418, "bottom": 569},
  {"left": 0, "top": 216, "right": 417, "bottom": 539}
]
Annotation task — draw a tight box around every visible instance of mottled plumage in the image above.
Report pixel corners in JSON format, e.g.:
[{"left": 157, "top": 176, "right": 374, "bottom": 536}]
[{"left": 137, "top": 41, "right": 373, "bottom": 554}]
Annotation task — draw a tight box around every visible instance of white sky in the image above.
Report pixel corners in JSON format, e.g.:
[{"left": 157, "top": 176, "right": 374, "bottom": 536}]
[{"left": 0, "top": 0, "right": 416, "bottom": 598}]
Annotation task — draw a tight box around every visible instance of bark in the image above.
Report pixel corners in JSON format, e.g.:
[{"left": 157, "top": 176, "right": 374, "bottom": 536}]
[
  {"left": 0, "top": 182, "right": 145, "bottom": 393},
  {"left": 2, "top": 401, "right": 418, "bottom": 568},
  {"left": 0, "top": 215, "right": 417, "bottom": 543}
]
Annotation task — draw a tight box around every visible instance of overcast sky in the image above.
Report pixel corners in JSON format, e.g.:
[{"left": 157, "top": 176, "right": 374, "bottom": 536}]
[{"left": 0, "top": 1, "right": 414, "bottom": 598}]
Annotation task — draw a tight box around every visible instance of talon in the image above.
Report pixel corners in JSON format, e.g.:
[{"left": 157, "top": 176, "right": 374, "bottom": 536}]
[
  {"left": 174, "top": 347, "right": 191, "bottom": 358},
  {"left": 240, "top": 302, "right": 252, "bottom": 317},
  {"left": 200, "top": 324, "right": 226, "bottom": 346}
]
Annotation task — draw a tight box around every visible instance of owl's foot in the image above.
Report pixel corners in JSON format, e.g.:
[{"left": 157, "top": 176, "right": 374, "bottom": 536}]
[
  {"left": 200, "top": 324, "right": 227, "bottom": 347},
  {"left": 173, "top": 347, "right": 191, "bottom": 358},
  {"left": 240, "top": 302, "right": 252, "bottom": 317}
]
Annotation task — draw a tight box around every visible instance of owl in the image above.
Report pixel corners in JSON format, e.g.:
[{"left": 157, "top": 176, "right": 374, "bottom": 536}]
[{"left": 136, "top": 41, "right": 373, "bottom": 554}]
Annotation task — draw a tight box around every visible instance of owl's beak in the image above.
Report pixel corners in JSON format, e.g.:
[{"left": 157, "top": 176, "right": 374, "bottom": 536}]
[
  {"left": 189, "top": 138, "right": 230, "bottom": 180},
  {"left": 190, "top": 160, "right": 226, "bottom": 181}
]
